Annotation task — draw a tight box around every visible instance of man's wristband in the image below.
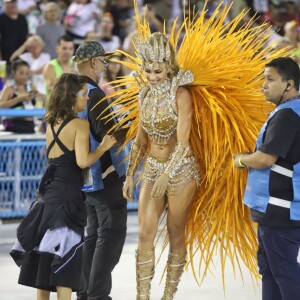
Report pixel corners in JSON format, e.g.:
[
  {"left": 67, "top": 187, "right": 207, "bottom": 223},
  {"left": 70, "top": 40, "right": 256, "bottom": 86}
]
[{"left": 238, "top": 154, "right": 247, "bottom": 168}]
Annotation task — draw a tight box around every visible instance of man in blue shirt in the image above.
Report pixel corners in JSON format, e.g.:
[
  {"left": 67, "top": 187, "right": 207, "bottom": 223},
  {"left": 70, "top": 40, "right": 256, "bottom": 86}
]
[
  {"left": 75, "top": 41, "right": 127, "bottom": 300},
  {"left": 235, "top": 57, "right": 300, "bottom": 300}
]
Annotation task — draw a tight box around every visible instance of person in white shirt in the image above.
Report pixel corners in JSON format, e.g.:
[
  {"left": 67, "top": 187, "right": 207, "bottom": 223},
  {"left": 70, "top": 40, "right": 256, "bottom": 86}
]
[
  {"left": 88, "top": 12, "right": 121, "bottom": 53},
  {"left": 64, "top": 0, "right": 101, "bottom": 48},
  {"left": 10, "top": 35, "right": 50, "bottom": 95}
]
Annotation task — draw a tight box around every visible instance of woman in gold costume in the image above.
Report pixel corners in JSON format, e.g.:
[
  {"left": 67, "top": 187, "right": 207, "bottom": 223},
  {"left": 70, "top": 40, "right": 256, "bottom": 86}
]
[
  {"left": 122, "top": 32, "right": 199, "bottom": 300},
  {"left": 102, "top": 2, "right": 290, "bottom": 299}
]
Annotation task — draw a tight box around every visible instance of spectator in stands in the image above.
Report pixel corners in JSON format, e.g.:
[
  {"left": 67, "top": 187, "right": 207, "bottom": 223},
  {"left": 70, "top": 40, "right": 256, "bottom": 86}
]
[
  {"left": 36, "top": 2, "right": 65, "bottom": 59},
  {"left": 74, "top": 41, "right": 127, "bottom": 300},
  {"left": 283, "top": 20, "right": 299, "bottom": 45},
  {"left": 0, "top": 59, "right": 38, "bottom": 133},
  {"left": 57, "top": 0, "right": 71, "bottom": 20},
  {"left": 87, "top": 12, "right": 121, "bottom": 53},
  {"left": 283, "top": 20, "right": 300, "bottom": 62},
  {"left": 259, "top": 18, "right": 282, "bottom": 49},
  {"left": 121, "top": 5, "right": 163, "bottom": 73},
  {"left": 0, "top": 0, "right": 28, "bottom": 73},
  {"left": 122, "top": 16, "right": 139, "bottom": 75},
  {"left": 10, "top": 73, "right": 117, "bottom": 300},
  {"left": 141, "top": 4, "right": 163, "bottom": 33},
  {"left": 269, "top": 0, "right": 298, "bottom": 35},
  {"left": 143, "top": 0, "right": 171, "bottom": 24},
  {"left": 43, "top": 35, "right": 75, "bottom": 98},
  {"left": 64, "top": 0, "right": 102, "bottom": 49},
  {"left": 274, "top": 20, "right": 300, "bottom": 63},
  {"left": 100, "top": 52, "right": 124, "bottom": 103},
  {"left": 106, "top": 0, "right": 134, "bottom": 42},
  {"left": 9, "top": 35, "right": 50, "bottom": 96},
  {"left": 251, "top": 0, "right": 269, "bottom": 23},
  {"left": 17, "top": 0, "right": 40, "bottom": 34},
  {"left": 17, "top": 0, "right": 36, "bottom": 16}
]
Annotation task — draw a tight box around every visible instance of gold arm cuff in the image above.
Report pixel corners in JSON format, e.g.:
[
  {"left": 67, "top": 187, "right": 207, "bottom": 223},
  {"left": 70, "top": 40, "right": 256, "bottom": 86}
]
[
  {"left": 164, "top": 143, "right": 190, "bottom": 178},
  {"left": 126, "top": 141, "right": 147, "bottom": 177}
]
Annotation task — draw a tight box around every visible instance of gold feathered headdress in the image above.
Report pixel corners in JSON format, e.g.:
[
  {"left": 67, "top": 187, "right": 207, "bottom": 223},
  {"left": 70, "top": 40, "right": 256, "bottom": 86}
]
[{"left": 136, "top": 34, "right": 171, "bottom": 65}]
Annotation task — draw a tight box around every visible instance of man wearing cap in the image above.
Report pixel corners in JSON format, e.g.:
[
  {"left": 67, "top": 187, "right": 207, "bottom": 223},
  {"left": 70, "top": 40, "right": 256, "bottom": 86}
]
[
  {"left": 75, "top": 41, "right": 127, "bottom": 300},
  {"left": 0, "top": 0, "right": 28, "bottom": 72}
]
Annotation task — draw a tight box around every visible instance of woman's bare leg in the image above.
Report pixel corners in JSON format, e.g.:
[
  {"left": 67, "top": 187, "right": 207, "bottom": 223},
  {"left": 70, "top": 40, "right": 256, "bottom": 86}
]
[
  {"left": 37, "top": 289, "right": 50, "bottom": 300},
  {"left": 56, "top": 286, "right": 72, "bottom": 300},
  {"left": 138, "top": 182, "right": 166, "bottom": 250},
  {"left": 167, "top": 180, "right": 197, "bottom": 253},
  {"left": 136, "top": 181, "right": 166, "bottom": 299},
  {"left": 161, "top": 180, "right": 197, "bottom": 300}
]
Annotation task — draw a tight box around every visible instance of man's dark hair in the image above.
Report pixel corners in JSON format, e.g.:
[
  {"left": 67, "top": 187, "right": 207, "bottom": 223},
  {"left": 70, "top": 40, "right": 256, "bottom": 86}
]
[
  {"left": 266, "top": 57, "right": 300, "bottom": 91},
  {"left": 57, "top": 34, "right": 74, "bottom": 45}
]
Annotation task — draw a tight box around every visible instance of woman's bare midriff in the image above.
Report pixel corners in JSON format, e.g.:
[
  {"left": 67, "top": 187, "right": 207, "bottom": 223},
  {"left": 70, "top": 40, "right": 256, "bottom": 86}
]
[{"left": 149, "top": 134, "right": 193, "bottom": 162}]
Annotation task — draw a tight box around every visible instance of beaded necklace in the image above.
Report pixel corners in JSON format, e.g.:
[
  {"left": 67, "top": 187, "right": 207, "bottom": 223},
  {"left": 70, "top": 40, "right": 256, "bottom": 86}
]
[
  {"left": 140, "top": 77, "right": 177, "bottom": 144},
  {"left": 139, "top": 69, "right": 194, "bottom": 145}
]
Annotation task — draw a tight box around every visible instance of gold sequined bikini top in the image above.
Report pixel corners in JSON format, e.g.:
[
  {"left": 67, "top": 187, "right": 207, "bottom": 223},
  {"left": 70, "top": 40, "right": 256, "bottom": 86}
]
[{"left": 139, "top": 69, "right": 194, "bottom": 145}]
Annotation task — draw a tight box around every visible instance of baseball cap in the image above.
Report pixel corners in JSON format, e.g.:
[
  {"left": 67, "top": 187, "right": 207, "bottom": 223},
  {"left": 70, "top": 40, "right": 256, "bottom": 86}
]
[{"left": 74, "top": 41, "right": 114, "bottom": 65}]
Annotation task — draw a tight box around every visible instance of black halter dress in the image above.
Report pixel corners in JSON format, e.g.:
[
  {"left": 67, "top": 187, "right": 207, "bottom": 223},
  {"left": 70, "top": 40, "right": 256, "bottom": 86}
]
[{"left": 10, "top": 117, "right": 87, "bottom": 292}]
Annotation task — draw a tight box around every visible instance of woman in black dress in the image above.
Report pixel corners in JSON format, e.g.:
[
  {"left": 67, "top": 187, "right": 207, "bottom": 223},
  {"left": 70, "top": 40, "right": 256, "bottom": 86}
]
[{"left": 10, "top": 73, "right": 116, "bottom": 300}]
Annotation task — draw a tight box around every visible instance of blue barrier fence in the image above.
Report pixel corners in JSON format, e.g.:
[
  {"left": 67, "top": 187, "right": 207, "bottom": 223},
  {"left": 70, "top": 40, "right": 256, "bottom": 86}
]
[
  {"left": 0, "top": 109, "right": 138, "bottom": 219},
  {"left": 0, "top": 108, "right": 45, "bottom": 117},
  {"left": 0, "top": 138, "right": 47, "bottom": 218}
]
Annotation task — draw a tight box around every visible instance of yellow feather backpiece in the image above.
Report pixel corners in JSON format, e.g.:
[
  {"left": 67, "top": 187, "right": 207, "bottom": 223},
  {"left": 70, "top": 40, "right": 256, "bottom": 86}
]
[{"left": 94, "top": 1, "right": 288, "bottom": 287}]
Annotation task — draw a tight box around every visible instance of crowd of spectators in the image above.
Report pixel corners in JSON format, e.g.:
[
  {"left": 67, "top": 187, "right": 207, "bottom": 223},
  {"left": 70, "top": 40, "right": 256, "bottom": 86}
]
[{"left": 0, "top": 0, "right": 300, "bottom": 133}]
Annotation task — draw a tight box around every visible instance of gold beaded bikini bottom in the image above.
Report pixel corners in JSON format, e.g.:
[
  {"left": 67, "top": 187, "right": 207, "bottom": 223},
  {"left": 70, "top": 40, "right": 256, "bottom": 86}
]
[{"left": 142, "top": 155, "right": 200, "bottom": 191}]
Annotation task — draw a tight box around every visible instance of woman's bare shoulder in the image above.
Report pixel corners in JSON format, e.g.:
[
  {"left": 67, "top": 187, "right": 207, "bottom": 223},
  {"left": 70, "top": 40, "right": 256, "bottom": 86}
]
[
  {"left": 72, "top": 117, "right": 90, "bottom": 129},
  {"left": 47, "top": 118, "right": 89, "bottom": 133},
  {"left": 176, "top": 86, "right": 191, "bottom": 104},
  {"left": 0, "top": 85, "right": 14, "bottom": 102},
  {"left": 1, "top": 85, "right": 13, "bottom": 94}
]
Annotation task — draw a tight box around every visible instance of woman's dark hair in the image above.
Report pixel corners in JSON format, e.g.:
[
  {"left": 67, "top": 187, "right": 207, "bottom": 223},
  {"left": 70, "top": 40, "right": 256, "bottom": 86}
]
[
  {"left": 45, "top": 73, "right": 87, "bottom": 125},
  {"left": 12, "top": 59, "right": 30, "bottom": 72},
  {"left": 266, "top": 57, "right": 300, "bottom": 91}
]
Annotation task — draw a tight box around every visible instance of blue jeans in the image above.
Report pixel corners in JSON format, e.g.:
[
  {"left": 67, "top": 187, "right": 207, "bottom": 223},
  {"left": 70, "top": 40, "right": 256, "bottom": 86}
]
[{"left": 257, "top": 225, "right": 300, "bottom": 300}]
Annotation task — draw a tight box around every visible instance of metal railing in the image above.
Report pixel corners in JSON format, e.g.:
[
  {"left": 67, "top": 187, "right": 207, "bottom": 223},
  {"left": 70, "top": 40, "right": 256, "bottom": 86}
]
[
  {"left": 0, "top": 108, "right": 45, "bottom": 117},
  {"left": 0, "top": 135, "right": 47, "bottom": 218}
]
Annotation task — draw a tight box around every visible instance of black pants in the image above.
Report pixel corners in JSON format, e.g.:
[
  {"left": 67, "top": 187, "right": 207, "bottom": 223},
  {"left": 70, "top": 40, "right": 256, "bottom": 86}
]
[{"left": 77, "top": 175, "right": 127, "bottom": 300}]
